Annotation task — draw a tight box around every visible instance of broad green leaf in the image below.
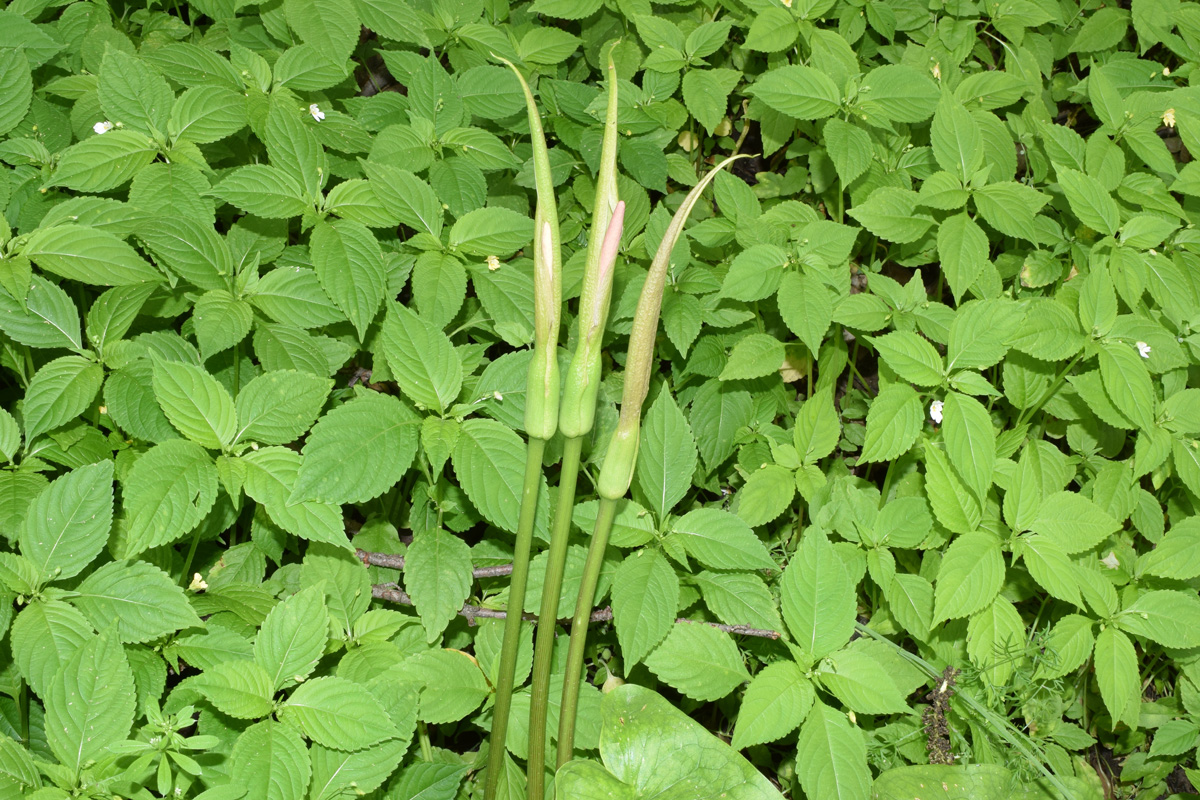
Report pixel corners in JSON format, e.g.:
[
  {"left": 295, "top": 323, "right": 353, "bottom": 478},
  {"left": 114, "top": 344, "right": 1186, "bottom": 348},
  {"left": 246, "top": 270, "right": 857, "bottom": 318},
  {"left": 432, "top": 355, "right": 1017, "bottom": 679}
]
[
  {"left": 781, "top": 529, "right": 855, "bottom": 659},
  {"left": 229, "top": 721, "right": 311, "bottom": 800},
  {"left": 694, "top": 570, "right": 782, "bottom": 632},
  {"left": 1094, "top": 627, "right": 1139, "bottom": 728},
  {"left": 449, "top": 207, "right": 533, "bottom": 258},
  {"left": 1118, "top": 590, "right": 1200, "bottom": 648},
  {"left": 280, "top": 676, "right": 399, "bottom": 749},
  {"left": 193, "top": 290, "right": 253, "bottom": 359},
  {"left": 243, "top": 447, "right": 348, "bottom": 549},
  {"left": 1020, "top": 535, "right": 1083, "bottom": 608},
  {"left": 284, "top": 0, "right": 359, "bottom": 60},
  {"left": 292, "top": 391, "right": 418, "bottom": 504},
  {"left": 451, "top": 418, "right": 549, "bottom": 539},
  {"left": 1097, "top": 340, "right": 1156, "bottom": 431},
  {"left": 47, "top": 131, "right": 159, "bottom": 193},
  {"left": 19, "top": 461, "right": 113, "bottom": 584},
  {"left": 210, "top": 165, "right": 310, "bottom": 218},
  {"left": 872, "top": 764, "right": 1073, "bottom": 800},
  {"left": 379, "top": 302, "right": 462, "bottom": 414},
  {"left": 750, "top": 65, "right": 841, "bottom": 120},
  {"left": 310, "top": 219, "right": 387, "bottom": 340},
  {"left": 0, "top": 275, "right": 82, "bottom": 351},
  {"left": 671, "top": 507, "right": 775, "bottom": 570},
  {"left": 559, "top": 684, "right": 782, "bottom": 799},
  {"left": 122, "top": 439, "right": 218, "bottom": 557},
  {"left": 871, "top": 331, "right": 944, "bottom": 386},
  {"left": 0, "top": 50, "right": 32, "bottom": 136},
  {"left": 818, "top": 647, "right": 911, "bottom": 714},
  {"left": 138, "top": 216, "right": 234, "bottom": 292},
  {"left": 1029, "top": 492, "right": 1120, "bottom": 553},
  {"left": 824, "top": 119, "right": 873, "bottom": 185},
  {"left": 1057, "top": 167, "right": 1119, "bottom": 236},
  {"left": 719, "top": 333, "right": 784, "bottom": 381},
  {"left": 931, "top": 95, "right": 983, "bottom": 180},
  {"left": 689, "top": 381, "right": 753, "bottom": 470},
  {"left": 309, "top": 738, "right": 411, "bottom": 800},
  {"left": 934, "top": 531, "right": 1004, "bottom": 622},
  {"left": 22, "top": 355, "right": 104, "bottom": 444},
  {"left": 924, "top": 445, "right": 981, "bottom": 534},
  {"left": 386, "top": 649, "right": 489, "bottom": 724},
  {"left": 45, "top": 627, "right": 136, "bottom": 774},
  {"left": 1138, "top": 519, "right": 1200, "bottom": 579},
  {"left": 361, "top": 161, "right": 444, "bottom": 237},
  {"left": 682, "top": 68, "right": 741, "bottom": 134},
  {"left": 152, "top": 358, "right": 237, "bottom": 449},
  {"left": 23, "top": 224, "right": 162, "bottom": 286},
  {"left": 941, "top": 392, "right": 995, "bottom": 504},
  {"left": 937, "top": 213, "right": 988, "bottom": 302},
  {"left": 966, "top": 596, "right": 1026, "bottom": 686},
  {"left": 612, "top": 549, "right": 679, "bottom": 666},
  {"left": 1034, "top": 614, "right": 1094, "bottom": 680},
  {"left": 796, "top": 701, "right": 871, "bottom": 800},
  {"left": 736, "top": 464, "right": 795, "bottom": 527},
  {"left": 720, "top": 243, "right": 787, "bottom": 303},
  {"left": 644, "top": 622, "right": 751, "bottom": 701},
  {"left": 778, "top": 271, "right": 833, "bottom": 357},
  {"left": 858, "top": 64, "right": 939, "bottom": 123},
  {"left": 234, "top": 370, "right": 331, "bottom": 446},
  {"left": 193, "top": 660, "right": 277, "bottom": 719},
  {"left": 249, "top": 267, "right": 344, "bottom": 329},
  {"left": 404, "top": 526, "right": 472, "bottom": 643},
  {"left": 255, "top": 585, "right": 328, "bottom": 691},
  {"left": 98, "top": 50, "right": 174, "bottom": 135},
  {"left": 860, "top": 384, "right": 923, "bottom": 463},
  {"left": 10, "top": 600, "right": 94, "bottom": 697},
  {"left": 731, "top": 661, "right": 813, "bottom": 750},
  {"left": 72, "top": 559, "right": 203, "bottom": 643},
  {"left": 636, "top": 392, "right": 697, "bottom": 520},
  {"left": 1007, "top": 298, "right": 1084, "bottom": 361}
]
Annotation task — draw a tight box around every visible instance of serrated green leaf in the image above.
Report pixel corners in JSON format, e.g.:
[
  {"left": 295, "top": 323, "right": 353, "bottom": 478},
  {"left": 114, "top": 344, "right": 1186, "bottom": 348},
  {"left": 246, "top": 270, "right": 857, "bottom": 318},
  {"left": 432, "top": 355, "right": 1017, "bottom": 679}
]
[
  {"left": 121, "top": 439, "right": 217, "bottom": 557},
  {"left": 612, "top": 549, "right": 679, "bottom": 667},
  {"left": 19, "top": 461, "right": 113, "bottom": 584},
  {"left": 404, "top": 526, "right": 471, "bottom": 643},
  {"left": 292, "top": 391, "right": 418, "bottom": 504},
  {"left": 781, "top": 529, "right": 855, "bottom": 659},
  {"left": 644, "top": 622, "right": 750, "bottom": 701}
]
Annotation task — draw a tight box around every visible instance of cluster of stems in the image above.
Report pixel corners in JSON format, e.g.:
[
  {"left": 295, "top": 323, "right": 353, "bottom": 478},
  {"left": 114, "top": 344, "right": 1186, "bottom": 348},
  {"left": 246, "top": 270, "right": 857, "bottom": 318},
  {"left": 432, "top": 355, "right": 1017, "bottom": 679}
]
[{"left": 482, "top": 48, "right": 748, "bottom": 800}]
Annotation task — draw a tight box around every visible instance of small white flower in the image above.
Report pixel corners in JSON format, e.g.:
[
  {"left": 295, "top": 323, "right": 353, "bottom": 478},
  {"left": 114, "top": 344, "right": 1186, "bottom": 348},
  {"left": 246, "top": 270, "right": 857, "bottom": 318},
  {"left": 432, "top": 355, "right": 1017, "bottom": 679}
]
[
  {"left": 929, "top": 400, "right": 944, "bottom": 424},
  {"left": 493, "top": 391, "right": 504, "bottom": 402},
  {"left": 1137, "top": 341, "right": 1152, "bottom": 358},
  {"left": 932, "top": 62, "right": 941, "bottom": 81},
  {"left": 486, "top": 255, "right": 501, "bottom": 271},
  {"left": 1164, "top": 108, "right": 1176, "bottom": 128},
  {"left": 1164, "top": 66, "right": 1172, "bottom": 77},
  {"left": 93, "top": 120, "right": 113, "bottom": 135},
  {"left": 309, "top": 103, "right": 325, "bottom": 122},
  {"left": 188, "top": 573, "right": 208, "bottom": 592},
  {"left": 1101, "top": 551, "right": 1120, "bottom": 570}
]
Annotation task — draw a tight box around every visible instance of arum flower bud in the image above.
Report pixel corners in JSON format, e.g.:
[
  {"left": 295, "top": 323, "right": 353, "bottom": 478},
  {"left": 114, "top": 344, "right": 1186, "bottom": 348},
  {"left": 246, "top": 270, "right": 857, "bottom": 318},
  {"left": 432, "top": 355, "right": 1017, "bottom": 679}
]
[
  {"left": 559, "top": 55, "right": 623, "bottom": 440},
  {"left": 596, "top": 154, "right": 747, "bottom": 500},
  {"left": 505, "top": 56, "right": 562, "bottom": 442}
]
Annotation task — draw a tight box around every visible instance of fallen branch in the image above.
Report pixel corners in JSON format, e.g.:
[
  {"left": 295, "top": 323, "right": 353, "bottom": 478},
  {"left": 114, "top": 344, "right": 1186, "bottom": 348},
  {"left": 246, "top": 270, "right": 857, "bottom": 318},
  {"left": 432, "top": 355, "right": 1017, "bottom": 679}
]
[
  {"left": 358, "top": 549, "right": 514, "bottom": 579},
  {"left": 371, "top": 582, "right": 781, "bottom": 639}
]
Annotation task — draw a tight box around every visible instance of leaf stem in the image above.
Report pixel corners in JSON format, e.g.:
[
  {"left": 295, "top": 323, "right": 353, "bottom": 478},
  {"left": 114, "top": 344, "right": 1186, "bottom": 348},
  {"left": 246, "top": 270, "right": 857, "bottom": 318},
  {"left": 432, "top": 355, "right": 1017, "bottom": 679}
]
[
  {"left": 1015, "top": 352, "right": 1083, "bottom": 428},
  {"left": 556, "top": 495, "right": 618, "bottom": 767},
  {"left": 526, "top": 435, "right": 583, "bottom": 799},
  {"left": 484, "top": 435, "right": 546, "bottom": 800},
  {"left": 418, "top": 721, "right": 433, "bottom": 762},
  {"left": 179, "top": 527, "right": 203, "bottom": 589}
]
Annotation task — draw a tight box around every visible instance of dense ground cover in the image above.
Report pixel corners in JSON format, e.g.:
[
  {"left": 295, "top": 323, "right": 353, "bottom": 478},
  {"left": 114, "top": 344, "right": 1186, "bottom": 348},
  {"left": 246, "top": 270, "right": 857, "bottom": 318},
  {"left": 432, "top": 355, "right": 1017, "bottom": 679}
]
[{"left": 1, "top": 0, "right": 1200, "bottom": 797}]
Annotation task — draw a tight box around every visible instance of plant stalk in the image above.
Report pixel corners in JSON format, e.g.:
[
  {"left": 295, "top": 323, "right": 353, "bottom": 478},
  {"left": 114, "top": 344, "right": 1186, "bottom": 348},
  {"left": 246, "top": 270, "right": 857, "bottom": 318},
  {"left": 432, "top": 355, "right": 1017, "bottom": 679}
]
[
  {"left": 526, "top": 434, "right": 583, "bottom": 798},
  {"left": 483, "top": 435, "right": 546, "bottom": 800},
  {"left": 556, "top": 495, "right": 617, "bottom": 765}
]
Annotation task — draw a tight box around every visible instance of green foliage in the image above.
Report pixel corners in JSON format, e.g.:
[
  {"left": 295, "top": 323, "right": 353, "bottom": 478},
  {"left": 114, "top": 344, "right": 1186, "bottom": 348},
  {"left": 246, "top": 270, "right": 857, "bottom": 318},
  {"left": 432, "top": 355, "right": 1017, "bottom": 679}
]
[{"left": 0, "top": 0, "right": 1198, "bottom": 797}]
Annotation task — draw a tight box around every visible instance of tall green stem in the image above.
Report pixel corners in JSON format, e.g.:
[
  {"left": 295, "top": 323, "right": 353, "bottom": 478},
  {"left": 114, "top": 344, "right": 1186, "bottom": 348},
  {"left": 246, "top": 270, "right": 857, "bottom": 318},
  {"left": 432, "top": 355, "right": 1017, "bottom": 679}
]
[
  {"left": 484, "top": 435, "right": 546, "bottom": 800},
  {"left": 526, "top": 435, "right": 583, "bottom": 799},
  {"left": 556, "top": 495, "right": 617, "bottom": 765}
]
